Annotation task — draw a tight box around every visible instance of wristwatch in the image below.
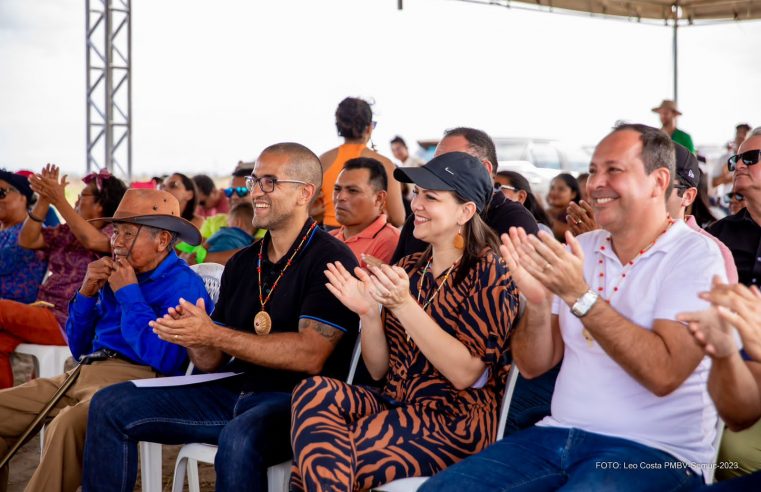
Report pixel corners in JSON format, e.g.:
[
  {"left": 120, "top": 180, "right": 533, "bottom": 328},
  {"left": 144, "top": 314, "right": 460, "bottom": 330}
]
[{"left": 571, "top": 290, "right": 599, "bottom": 318}]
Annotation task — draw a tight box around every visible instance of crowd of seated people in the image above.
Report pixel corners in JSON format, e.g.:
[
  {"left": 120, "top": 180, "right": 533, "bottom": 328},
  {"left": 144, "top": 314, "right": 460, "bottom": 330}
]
[{"left": 1, "top": 104, "right": 761, "bottom": 492}]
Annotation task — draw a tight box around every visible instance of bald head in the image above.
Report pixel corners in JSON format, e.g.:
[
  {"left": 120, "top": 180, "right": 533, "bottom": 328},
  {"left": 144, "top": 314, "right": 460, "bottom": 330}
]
[{"left": 260, "top": 142, "right": 323, "bottom": 189}]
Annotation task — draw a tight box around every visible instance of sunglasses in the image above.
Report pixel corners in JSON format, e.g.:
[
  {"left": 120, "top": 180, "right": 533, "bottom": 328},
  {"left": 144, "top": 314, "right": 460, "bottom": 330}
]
[
  {"left": 727, "top": 149, "right": 761, "bottom": 172},
  {"left": 245, "top": 175, "right": 308, "bottom": 194},
  {"left": 725, "top": 192, "right": 745, "bottom": 202},
  {"left": 0, "top": 187, "right": 19, "bottom": 200},
  {"left": 223, "top": 186, "right": 249, "bottom": 198}
]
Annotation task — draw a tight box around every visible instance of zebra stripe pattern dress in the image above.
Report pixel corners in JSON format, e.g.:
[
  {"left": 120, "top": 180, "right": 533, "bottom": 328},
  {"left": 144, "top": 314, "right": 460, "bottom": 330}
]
[{"left": 290, "top": 251, "right": 519, "bottom": 491}]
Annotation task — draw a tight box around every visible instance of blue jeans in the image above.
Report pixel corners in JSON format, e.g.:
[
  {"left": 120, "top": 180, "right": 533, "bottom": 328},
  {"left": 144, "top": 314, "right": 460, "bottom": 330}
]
[
  {"left": 81, "top": 377, "right": 292, "bottom": 492},
  {"left": 506, "top": 363, "right": 560, "bottom": 435},
  {"left": 420, "top": 426, "right": 704, "bottom": 492}
]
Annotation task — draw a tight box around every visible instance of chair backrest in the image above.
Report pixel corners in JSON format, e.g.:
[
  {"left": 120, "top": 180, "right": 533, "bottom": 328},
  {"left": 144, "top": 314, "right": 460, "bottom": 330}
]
[
  {"left": 345, "top": 322, "right": 362, "bottom": 385},
  {"left": 496, "top": 294, "right": 527, "bottom": 439},
  {"left": 497, "top": 364, "right": 520, "bottom": 439},
  {"left": 190, "top": 263, "right": 224, "bottom": 304}
]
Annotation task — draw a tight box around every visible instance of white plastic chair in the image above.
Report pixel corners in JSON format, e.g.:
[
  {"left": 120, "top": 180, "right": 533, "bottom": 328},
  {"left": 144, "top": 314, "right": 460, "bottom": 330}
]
[
  {"left": 14, "top": 343, "right": 72, "bottom": 453},
  {"left": 376, "top": 296, "right": 527, "bottom": 492},
  {"left": 171, "top": 327, "right": 364, "bottom": 492},
  {"left": 705, "top": 418, "right": 725, "bottom": 484},
  {"left": 138, "top": 262, "right": 225, "bottom": 492},
  {"left": 14, "top": 343, "right": 71, "bottom": 379},
  {"left": 375, "top": 364, "right": 521, "bottom": 492}
]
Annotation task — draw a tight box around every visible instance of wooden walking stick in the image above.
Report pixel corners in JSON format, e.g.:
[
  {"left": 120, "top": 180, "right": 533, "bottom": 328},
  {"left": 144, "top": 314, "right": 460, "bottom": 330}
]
[{"left": 0, "top": 350, "right": 112, "bottom": 468}]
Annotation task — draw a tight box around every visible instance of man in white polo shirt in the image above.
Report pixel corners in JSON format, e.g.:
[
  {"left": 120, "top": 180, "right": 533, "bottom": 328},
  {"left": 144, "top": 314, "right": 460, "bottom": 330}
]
[{"left": 422, "top": 124, "right": 725, "bottom": 492}]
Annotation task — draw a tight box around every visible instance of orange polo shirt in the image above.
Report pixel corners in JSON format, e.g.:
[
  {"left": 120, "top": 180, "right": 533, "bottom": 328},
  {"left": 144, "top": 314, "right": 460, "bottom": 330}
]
[{"left": 329, "top": 214, "right": 400, "bottom": 267}]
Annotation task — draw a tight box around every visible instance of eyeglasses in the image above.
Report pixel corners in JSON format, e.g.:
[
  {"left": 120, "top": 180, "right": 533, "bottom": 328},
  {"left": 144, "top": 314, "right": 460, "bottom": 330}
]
[
  {"left": 223, "top": 186, "right": 249, "bottom": 198},
  {"left": 245, "top": 175, "right": 308, "bottom": 194},
  {"left": 0, "top": 187, "right": 18, "bottom": 200},
  {"left": 497, "top": 184, "right": 518, "bottom": 192},
  {"left": 728, "top": 149, "right": 761, "bottom": 171},
  {"left": 725, "top": 192, "right": 745, "bottom": 202}
]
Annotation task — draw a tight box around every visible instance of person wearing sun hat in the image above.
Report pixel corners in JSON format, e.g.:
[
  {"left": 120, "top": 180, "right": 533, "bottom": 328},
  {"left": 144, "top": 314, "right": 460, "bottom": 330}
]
[
  {"left": 0, "top": 188, "right": 213, "bottom": 492},
  {"left": 653, "top": 99, "right": 695, "bottom": 153}
]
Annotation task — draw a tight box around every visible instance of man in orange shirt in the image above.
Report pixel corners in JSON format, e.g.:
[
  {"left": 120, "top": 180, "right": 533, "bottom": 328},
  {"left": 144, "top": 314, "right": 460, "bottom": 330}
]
[{"left": 330, "top": 157, "right": 400, "bottom": 267}]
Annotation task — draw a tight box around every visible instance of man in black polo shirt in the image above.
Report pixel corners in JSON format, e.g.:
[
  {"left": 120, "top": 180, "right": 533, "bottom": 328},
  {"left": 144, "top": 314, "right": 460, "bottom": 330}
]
[
  {"left": 81, "top": 143, "right": 359, "bottom": 492},
  {"left": 391, "top": 126, "right": 539, "bottom": 264},
  {"left": 707, "top": 128, "right": 761, "bottom": 287}
]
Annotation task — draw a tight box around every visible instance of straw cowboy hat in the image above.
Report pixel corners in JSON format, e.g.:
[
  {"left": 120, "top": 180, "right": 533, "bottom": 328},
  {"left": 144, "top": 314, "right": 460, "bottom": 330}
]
[
  {"left": 91, "top": 188, "right": 201, "bottom": 245},
  {"left": 651, "top": 99, "right": 682, "bottom": 115}
]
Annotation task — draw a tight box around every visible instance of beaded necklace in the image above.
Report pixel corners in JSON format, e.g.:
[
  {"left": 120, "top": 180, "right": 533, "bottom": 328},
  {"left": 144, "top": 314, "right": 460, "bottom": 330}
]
[
  {"left": 409, "top": 256, "right": 459, "bottom": 341},
  {"left": 254, "top": 222, "right": 318, "bottom": 335},
  {"left": 582, "top": 217, "right": 675, "bottom": 346}
]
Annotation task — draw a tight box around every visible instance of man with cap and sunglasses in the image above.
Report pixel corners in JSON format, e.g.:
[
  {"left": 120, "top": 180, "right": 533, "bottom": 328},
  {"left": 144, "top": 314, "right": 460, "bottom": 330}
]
[
  {"left": 0, "top": 169, "right": 47, "bottom": 305},
  {"left": 0, "top": 189, "right": 212, "bottom": 492},
  {"left": 667, "top": 143, "right": 738, "bottom": 283},
  {"left": 708, "top": 127, "right": 761, "bottom": 288}
]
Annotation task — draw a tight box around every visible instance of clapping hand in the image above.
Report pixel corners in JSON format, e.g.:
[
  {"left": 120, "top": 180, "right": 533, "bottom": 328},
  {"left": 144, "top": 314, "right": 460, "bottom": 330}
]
[
  {"left": 566, "top": 200, "right": 599, "bottom": 236},
  {"left": 150, "top": 298, "right": 214, "bottom": 348},
  {"left": 678, "top": 277, "right": 740, "bottom": 359},
  {"left": 324, "top": 262, "right": 378, "bottom": 317},
  {"left": 365, "top": 263, "right": 413, "bottom": 311},
  {"left": 29, "top": 164, "right": 68, "bottom": 207},
  {"left": 500, "top": 228, "right": 588, "bottom": 306},
  {"left": 684, "top": 277, "right": 761, "bottom": 361}
]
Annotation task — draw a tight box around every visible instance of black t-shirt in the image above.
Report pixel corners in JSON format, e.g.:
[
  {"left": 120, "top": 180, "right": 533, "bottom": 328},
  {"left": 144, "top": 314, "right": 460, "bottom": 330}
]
[
  {"left": 391, "top": 190, "right": 539, "bottom": 264},
  {"left": 211, "top": 219, "right": 360, "bottom": 392},
  {"left": 706, "top": 208, "right": 761, "bottom": 287}
]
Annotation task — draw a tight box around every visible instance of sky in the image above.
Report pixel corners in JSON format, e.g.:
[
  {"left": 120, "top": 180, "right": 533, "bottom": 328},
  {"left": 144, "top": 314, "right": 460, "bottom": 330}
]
[{"left": 1, "top": 0, "right": 760, "bottom": 178}]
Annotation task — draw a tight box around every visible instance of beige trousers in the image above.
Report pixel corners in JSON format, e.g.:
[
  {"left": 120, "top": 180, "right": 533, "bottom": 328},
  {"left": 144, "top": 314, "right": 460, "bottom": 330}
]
[{"left": 0, "top": 358, "right": 156, "bottom": 492}]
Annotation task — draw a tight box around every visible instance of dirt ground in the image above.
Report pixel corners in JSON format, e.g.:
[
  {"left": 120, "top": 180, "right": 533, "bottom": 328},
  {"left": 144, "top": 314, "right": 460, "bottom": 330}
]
[{"left": 7, "top": 354, "right": 217, "bottom": 491}]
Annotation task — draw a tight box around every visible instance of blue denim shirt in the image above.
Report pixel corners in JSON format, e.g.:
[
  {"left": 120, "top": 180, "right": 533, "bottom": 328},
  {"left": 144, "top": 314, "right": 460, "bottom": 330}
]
[{"left": 65, "top": 251, "right": 213, "bottom": 375}]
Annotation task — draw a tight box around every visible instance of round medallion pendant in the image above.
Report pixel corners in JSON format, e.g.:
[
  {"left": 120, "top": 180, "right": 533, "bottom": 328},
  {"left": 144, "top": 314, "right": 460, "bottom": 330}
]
[{"left": 254, "top": 311, "right": 272, "bottom": 336}]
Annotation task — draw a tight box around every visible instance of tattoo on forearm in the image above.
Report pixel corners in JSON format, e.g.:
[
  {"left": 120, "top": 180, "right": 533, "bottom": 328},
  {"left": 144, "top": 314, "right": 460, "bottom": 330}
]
[{"left": 300, "top": 318, "right": 341, "bottom": 344}]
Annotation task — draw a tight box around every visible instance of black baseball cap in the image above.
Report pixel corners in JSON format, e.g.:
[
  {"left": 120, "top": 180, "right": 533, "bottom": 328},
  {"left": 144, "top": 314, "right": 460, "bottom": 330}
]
[
  {"left": 0, "top": 169, "right": 34, "bottom": 203},
  {"left": 674, "top": 143, "right": 700, "bottom": 189},
  {"left": 393, "top": 152, "right": 492, "bottom": 212},
  {"left": 232, "top": 160, "right": 255, "bottom": 177}
]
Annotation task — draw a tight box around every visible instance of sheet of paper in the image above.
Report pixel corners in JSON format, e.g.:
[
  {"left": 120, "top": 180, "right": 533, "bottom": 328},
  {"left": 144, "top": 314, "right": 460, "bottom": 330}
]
[{"left": 131, "top": 372, "right": 240, "bottom": 388}]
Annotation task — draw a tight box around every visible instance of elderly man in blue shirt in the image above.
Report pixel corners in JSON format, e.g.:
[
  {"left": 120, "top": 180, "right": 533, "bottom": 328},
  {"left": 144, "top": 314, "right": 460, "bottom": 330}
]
[{"left": 0, "top": 189, "right": 212, "bottom": 492}]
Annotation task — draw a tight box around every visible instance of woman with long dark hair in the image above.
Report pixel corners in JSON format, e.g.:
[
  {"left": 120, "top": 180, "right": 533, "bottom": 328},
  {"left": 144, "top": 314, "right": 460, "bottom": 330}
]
[
  {"left": 318, "top": 97, "right": 405, "bottom": 229},
  {"left": 290, "top": 152, "right": 519, "bottom": 490},
  {"left": 545, "top": 173, "right": 581, "bottom": 242},
  {"left": 159, "top": 173, "right": 204, "bottom": 229},
  {"left": 495, "top": 170, "right": 553, "bottom": 235}
]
